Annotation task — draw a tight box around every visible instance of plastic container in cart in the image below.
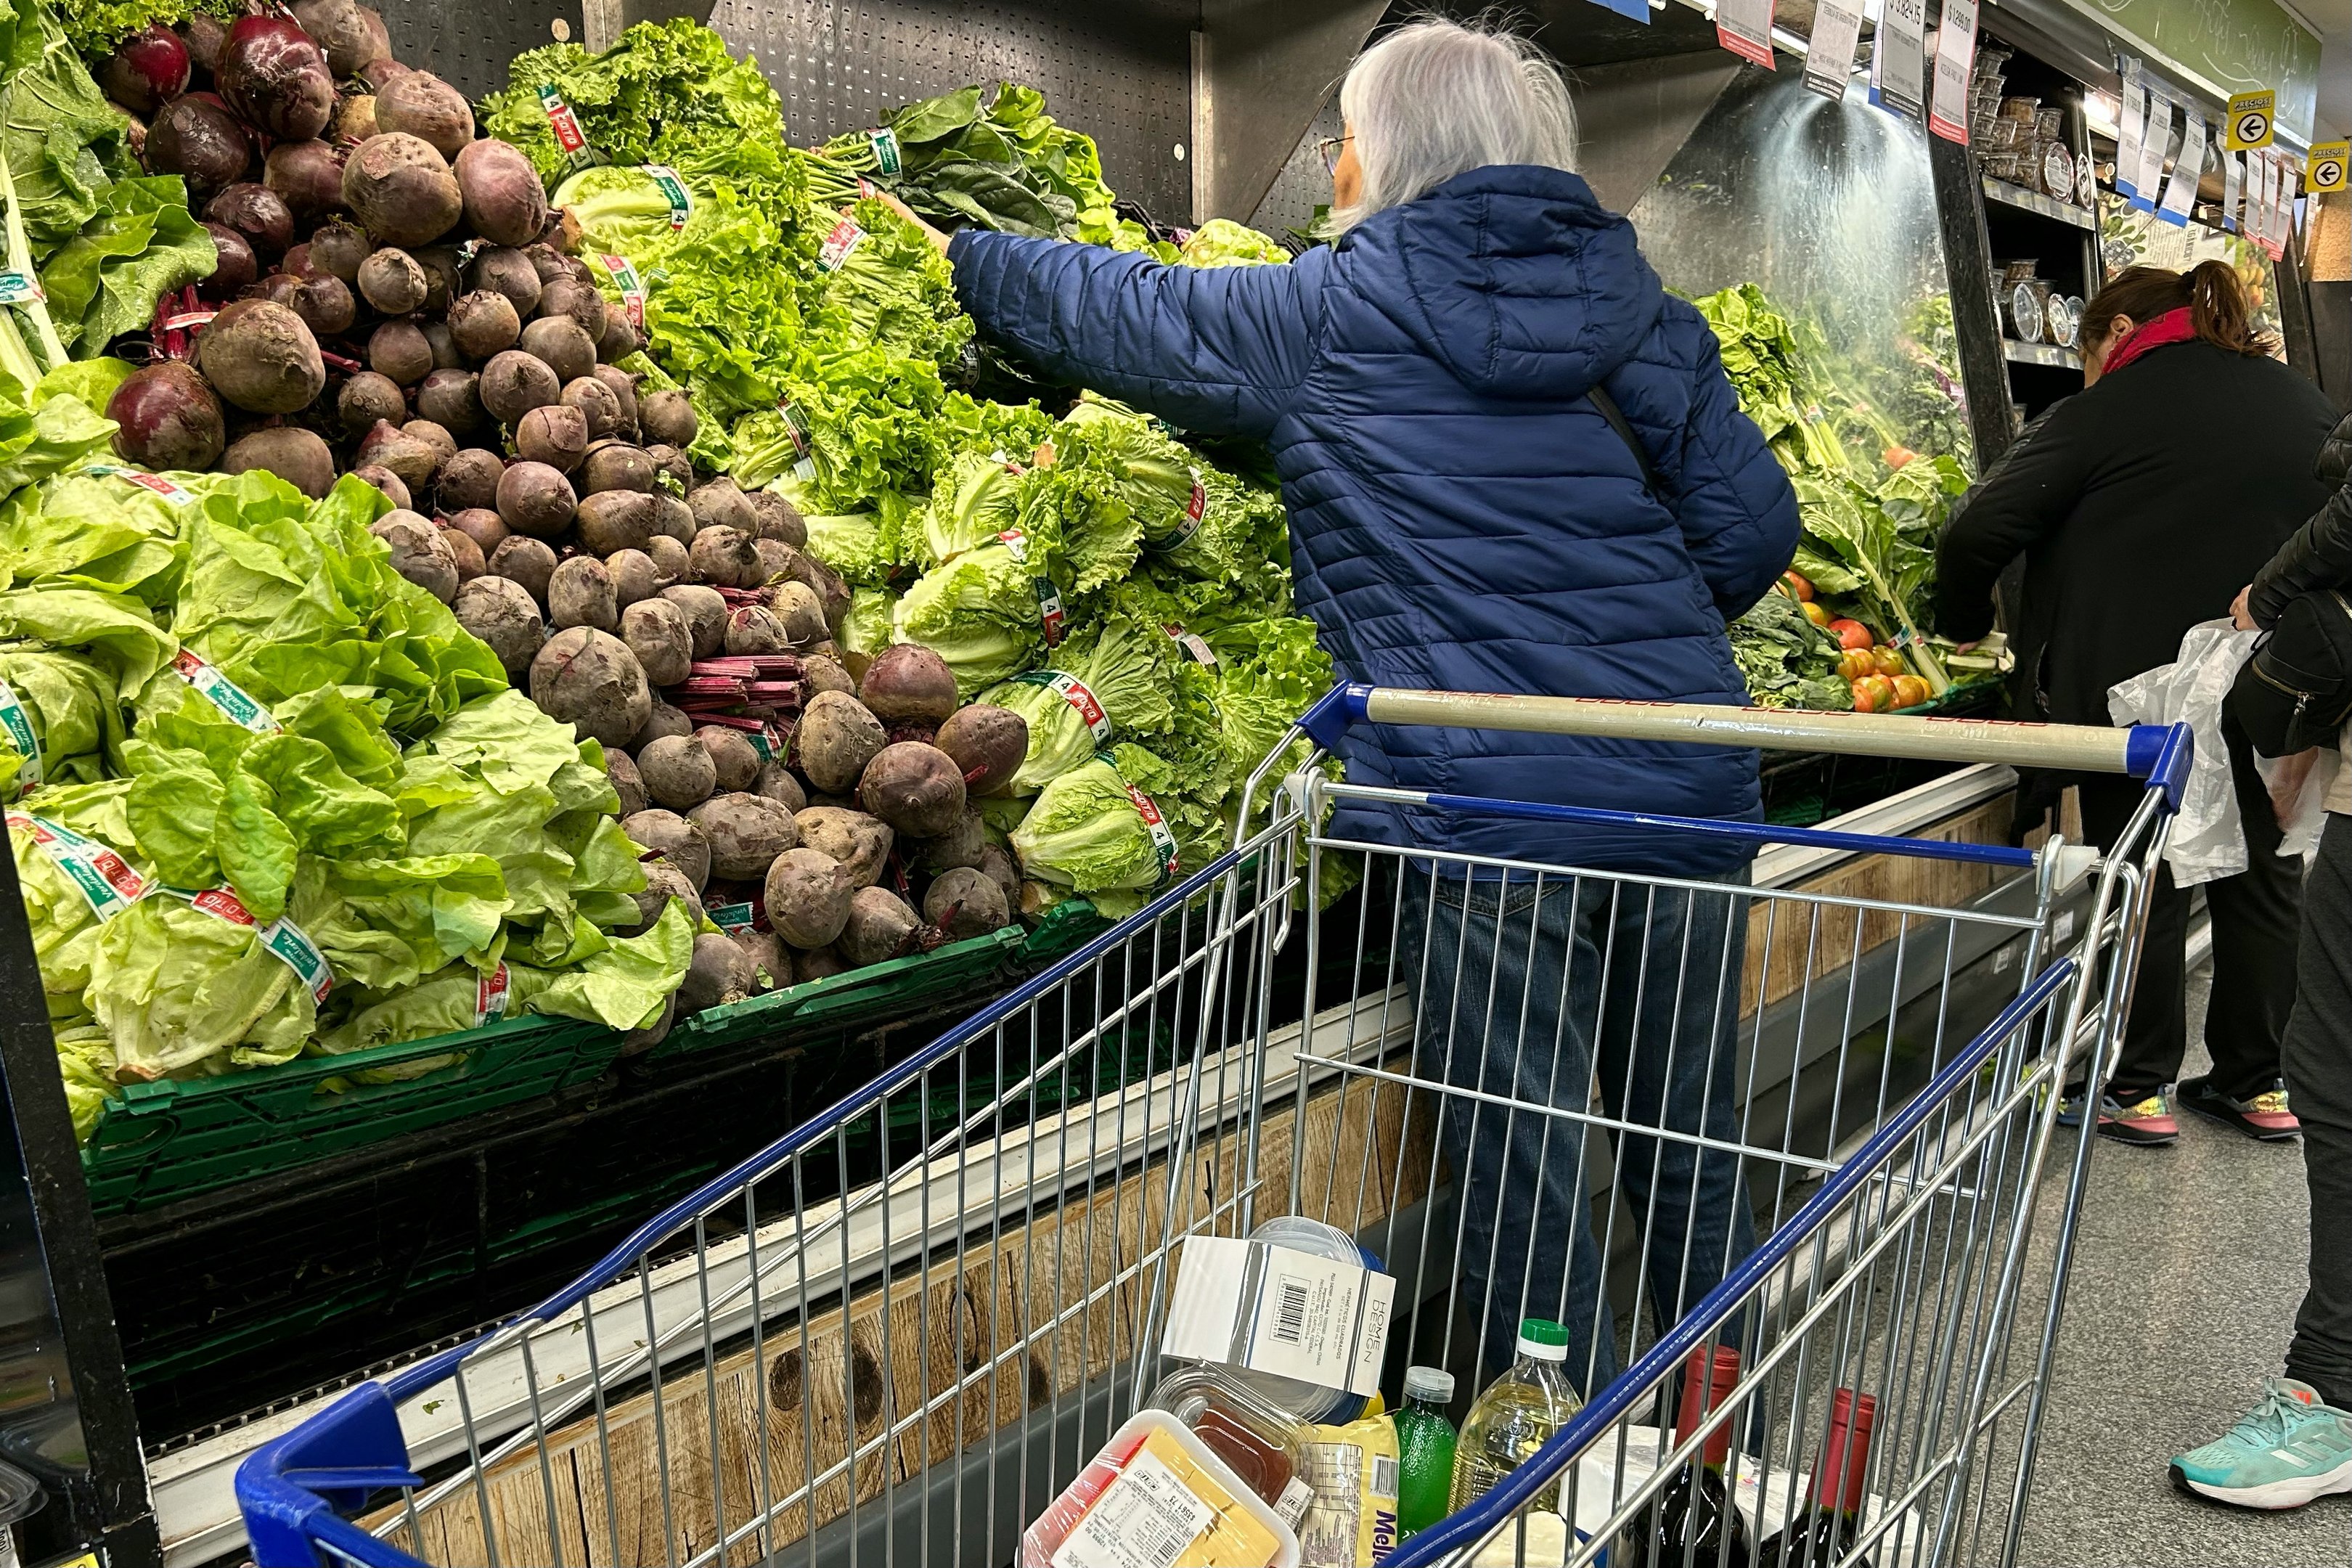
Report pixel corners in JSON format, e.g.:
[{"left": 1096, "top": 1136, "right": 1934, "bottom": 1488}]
[
  {"left": 1021, "top": 1375, "right": 1307, "bottom": 1568},
  {"left": 1216, "top": 1214, "right": 1382, "bottom": 1426}
]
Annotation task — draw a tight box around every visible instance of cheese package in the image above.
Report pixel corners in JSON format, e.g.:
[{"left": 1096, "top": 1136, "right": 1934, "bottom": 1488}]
[
  {"left": 1298, "top": 1413, "right": 1400, "bottom": 1567},
  {"left": 1021, "top": 1410, "right": 1302, "bottom": 1568}
]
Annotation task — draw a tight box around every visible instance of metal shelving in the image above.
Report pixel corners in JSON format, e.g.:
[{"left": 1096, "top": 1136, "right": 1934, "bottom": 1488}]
[{"left": 1980, "top": 173, "right": 2097, "bottom": 230}]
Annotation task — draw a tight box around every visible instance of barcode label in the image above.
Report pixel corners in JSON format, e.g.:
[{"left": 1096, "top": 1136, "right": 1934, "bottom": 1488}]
[
  {"left": 1050, "top": 1445, "right": 1215, "bottom": 1568},
  {"left": 1371, "top": 1454, "right": 1400, "bottom": 1499},
  {"left": 1272, "top": 1278, "right": 1310, "bottom": 1344}
]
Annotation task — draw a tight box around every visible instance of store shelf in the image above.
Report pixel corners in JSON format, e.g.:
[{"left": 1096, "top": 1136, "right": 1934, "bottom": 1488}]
[
  {"left": 2002, "top": 339, "right": 2081, "bottom": 369},
  {"left": 1980, "top": 175, "right": 2096, "bottom": 230}
]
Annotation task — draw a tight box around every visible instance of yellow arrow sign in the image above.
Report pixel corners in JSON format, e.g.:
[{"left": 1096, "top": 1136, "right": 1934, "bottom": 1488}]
[
  {"left": 2225, "top": 90, "right": 2275, "bottom": 150},
  {"left": 2312, "top": 141, "right": 2350, "bottom": 192}
]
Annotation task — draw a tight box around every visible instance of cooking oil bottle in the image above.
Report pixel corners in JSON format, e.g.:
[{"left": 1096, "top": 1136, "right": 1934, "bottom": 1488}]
[{"left": 1448, "top": 1318, "right": 1582, "bottom": 1511}]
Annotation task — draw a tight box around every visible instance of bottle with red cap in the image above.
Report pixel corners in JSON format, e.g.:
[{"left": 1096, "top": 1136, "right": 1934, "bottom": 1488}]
[
  {"left": 1757, "top": 1388, "right": 1877, "bottom": 1568},
  {"left": 1622, "top": 1345, "right": 1752, "bottom": 1568}
]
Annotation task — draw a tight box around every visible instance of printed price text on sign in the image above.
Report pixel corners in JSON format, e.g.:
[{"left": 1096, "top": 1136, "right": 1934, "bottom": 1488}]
[
  {"left": 2312, "top": 142, "right": 2350, "bottom": 193},
  {"left": 2226, "top": 90, "right": 2275, "bottom": 151}
]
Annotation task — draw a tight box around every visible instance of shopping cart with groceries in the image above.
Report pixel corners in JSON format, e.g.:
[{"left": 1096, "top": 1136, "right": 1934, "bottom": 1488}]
[{"left": 237, "top": 685, "right": 2185, "bottom": 1568}]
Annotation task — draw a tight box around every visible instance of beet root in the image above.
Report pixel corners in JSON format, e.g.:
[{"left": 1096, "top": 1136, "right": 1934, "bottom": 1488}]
[
  {"left": 923, "top": 866, "right": 1009, "bottom": 941},
  {"left": 452, "top": 575, "right": 544, "bottom": 677},
  {"left": 838, "top": 886, "right": 920, "bottom": 966},
  {"left": 454, "top": 138, "right": 551, "bottom": 248},
  {"left": 934, "top": 703, "right": 1028, "bottom": 797},
  {"left": 106, "top": 362, "right": 224, "bottom": 470},
  {"left": 341, "top": 131, "right": 462, "bottom": 247},
  {"left": 791, "top": 806, "right": 893, "bottom": 889},
  {"left": 686, "top": 793, "right": 798, "bottom": 881},
  {"left": 621, "top": 597, "right": 693, "bottom": 686},
  {"left": 220, "top": 426, "right": 337, "bottom": 497},
  {"left": 218, "top": 15, "right": 335, "bottom": 140},
  {"left": 858, "top": 743, "right": 966, "bottom": 838},
  {"left": 373, "top": 70, "right": 473, "bottom": 159},
  {"left": 794, "top": 691, "right": 887, "bottom": 796},
  {"left": 624, "top": 809, "right": 711, "bottom": 891},
  {"left": 764, "top": 847, "right": 854, "bottom": 950},
  {"left": 530, "top": 626, "right": 651, "bottom": 747},
  {"left": 860, "top": 644, "right": 957, "bottom": 726}
]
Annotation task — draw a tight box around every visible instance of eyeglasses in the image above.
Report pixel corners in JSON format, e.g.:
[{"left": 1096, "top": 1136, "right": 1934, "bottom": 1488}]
[{"left": 1317, "top": 134, "right": 1354, "bottom": 174}]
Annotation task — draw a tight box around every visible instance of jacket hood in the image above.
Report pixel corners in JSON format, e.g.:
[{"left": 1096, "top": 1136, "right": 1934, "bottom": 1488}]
[{"left": 1341, "top": 166, "right": 1664, "bottom": 399}]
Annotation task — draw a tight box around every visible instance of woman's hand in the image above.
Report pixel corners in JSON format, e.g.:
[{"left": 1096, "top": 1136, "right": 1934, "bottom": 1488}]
[
  {"left": 859, "top": 190, "right": 950, "bottom": 256},
  {"left": 2231, "top": 584, "right": 2257, "bottom": 632}
]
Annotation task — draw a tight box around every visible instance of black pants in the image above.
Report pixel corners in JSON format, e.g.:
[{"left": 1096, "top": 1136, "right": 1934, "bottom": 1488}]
[
  {"left": 2076, "top": 714, "right": 2302, "bottom": 1103},
  {"left": 2287, "top": 813, "right": 2352, "bottom": 1406}
]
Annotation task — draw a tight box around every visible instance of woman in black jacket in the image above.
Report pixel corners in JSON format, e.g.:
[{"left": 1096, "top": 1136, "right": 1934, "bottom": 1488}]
[
  {"left": 2170, "top": 411, "right": 2352, "bottom": 1511},
  {"left": 1935, "top": 261, "right": 2337, "bottom": 1145}
]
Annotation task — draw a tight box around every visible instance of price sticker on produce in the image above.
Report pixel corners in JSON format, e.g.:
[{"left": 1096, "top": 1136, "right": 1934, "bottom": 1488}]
[
  {"left": 171, "top": 650, "right": 279, "bottom": 733},
  {"left": 7, "top": 812, "right": 142, "bottom": 921},
  {"left": 867, "top": 128, "right": 903, "bottom": 175},
  {"left": 0, "top": 677, "right": 41, "bottom": 796},
  {"left": 2313, "top": 141, "right": 2350, "bottom": 193},
  {"left": 642, "top": 164, "right": 693, "bottom": 229},
  {"left": 0, "top": 271, "right": 42, "bottom": 306},
  {"left": 774, "top": 400, "right": 817, "bottom": 482},
  {"left": 600, "top": 253, "right": 648, "bottom": 330},
  {"left": 817, "top": 217, "right": 866, "bottom": 272},
  {"left": 2226, "top": 90, "right": 2275, "bottom": 150},
  {"left": 154, "top": 886, "right": 334, "bottom": 1005},
  {"left": 709, "top": 902, "right": 758, "bottom": 935},
  {"left": 1016, "top": 671, "right": 1113, "bottom": 743},
  {"left": 475, "top": 963, "right": 511, "bottom": 1024},
  {"left": 536, "top": 82, "right": 594, "bottom": 165},
  {"left": 83, "top": 464, "right": 196, "bottom": 505}
]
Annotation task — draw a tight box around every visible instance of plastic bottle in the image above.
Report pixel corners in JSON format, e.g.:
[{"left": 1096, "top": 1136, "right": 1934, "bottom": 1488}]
[
  {"left": 1392, "top": 1365, "right": 1458, "bottom": 1539},
  {"left": 1448, "top": 1318, "right": 1582, "bottom": 1512}
]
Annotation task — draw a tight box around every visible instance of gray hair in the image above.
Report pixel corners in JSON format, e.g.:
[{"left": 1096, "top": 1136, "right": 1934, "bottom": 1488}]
[{"left": 1328, "top": 19, "right": 1579, "bottom": 235}]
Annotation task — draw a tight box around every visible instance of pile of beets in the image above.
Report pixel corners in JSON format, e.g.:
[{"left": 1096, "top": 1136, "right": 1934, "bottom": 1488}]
[{"left": 94, "top": 1, "right": 1032, "bottom": 1021}]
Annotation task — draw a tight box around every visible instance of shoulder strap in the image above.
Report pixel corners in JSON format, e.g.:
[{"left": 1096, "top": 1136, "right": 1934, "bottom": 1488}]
[{"left": 1587, "top": 385, "right": 1661, "bottom": 497}]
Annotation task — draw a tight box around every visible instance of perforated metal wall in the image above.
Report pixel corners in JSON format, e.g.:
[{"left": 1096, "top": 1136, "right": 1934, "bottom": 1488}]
[
  {"left": 380, "top": 0, "right": 587, "bottom": 100},
  {"left": 707, "top": 1, "right": 1199, "bottom": 224}
]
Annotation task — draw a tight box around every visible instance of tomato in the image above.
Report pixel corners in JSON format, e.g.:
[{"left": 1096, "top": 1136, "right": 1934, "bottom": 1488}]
[
  {"left": 1781, "top": 570, "right": 1814, "bottom": 602},
  {"left": 1872, "top": 645, "right": 1906, "bottom": 678},
  {"left": 1837, "top": 649, "right": 1874, "bottom": 681},
  {"left": 1828, "top": 618, "right": 1874, "bottom": 650},
  {"left": 1851, "top": 675, "right": 1895, "bottom": 712},
  {"left": 1802, "top": 601, "right": 1832, "bottom": 627},
  {"left": 1892, "top": 674, "right": 1932, "bottom": 709}
]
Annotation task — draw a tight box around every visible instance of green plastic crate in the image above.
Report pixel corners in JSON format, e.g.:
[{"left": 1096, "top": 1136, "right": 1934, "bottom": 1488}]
[
  {"left": 656, "top": 926, "right": 1027, "bottom": 1058},
  {"left": 80, "top": 1013, "right": 626, "bottom": 1217}
]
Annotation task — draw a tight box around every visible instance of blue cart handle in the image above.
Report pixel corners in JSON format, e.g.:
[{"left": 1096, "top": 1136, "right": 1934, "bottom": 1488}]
[{"left": 1295, "top": 685, "right": 2192, "bottom": 807}]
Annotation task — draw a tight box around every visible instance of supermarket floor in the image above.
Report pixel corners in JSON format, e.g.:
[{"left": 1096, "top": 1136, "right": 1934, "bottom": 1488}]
[{"left": 2014, "top": 958, "right": 2352, "bottom": 1567}]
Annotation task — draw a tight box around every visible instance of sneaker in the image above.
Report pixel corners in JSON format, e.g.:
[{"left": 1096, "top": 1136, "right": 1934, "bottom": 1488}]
[
  {"left": 2180, "top": 1075, "right": 2301, "bottom": 1140},
  {"left": 2057, "top": 1090, "right": 2179, "bottom": 1144},
  {"left": 2171, "top": 1379, "right": 2352, "bottom": 1508}
]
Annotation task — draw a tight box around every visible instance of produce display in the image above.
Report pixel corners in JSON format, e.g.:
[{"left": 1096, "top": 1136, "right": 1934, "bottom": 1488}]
[
  {"left": 21, "top": 5, "right": 1323, "bottom": 1136},
  {"left": 1699, "top": 283, "right": 1993, "bottom": 714}
]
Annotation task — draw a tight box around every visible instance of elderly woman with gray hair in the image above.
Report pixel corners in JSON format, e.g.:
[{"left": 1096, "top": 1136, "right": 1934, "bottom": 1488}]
[{"left": 891, "top": 19, "right": 1798, "bottom": 1390}]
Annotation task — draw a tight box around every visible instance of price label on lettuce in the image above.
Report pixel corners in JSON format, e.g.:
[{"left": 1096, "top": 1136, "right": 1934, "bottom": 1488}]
[
  {"left": 1016, "top": 670, "right": 1112, "bottom": 742},
  {"left": 746, "top": 723, "right": 786, "bottom": 761},
  {"left": 1163, "top": 624, "right": 1217, "bottom": 667},
  {"left": 601, "top": 253, "right": 648, "bottom": 330},
  {"left": 1098, "top": 754, "right": 1179, "bottom": 880},
  {"left": 867, "top": 128, "right": 902, "bottom": 175},
  {"left": 7, "top": 812, "right": 142, "bottom": 920},
  {"left": 1153, "top": 471, "right": 1210, "bottom": 550},
  {"left": 0, "top": 272, "right": 43, "bottom": 305},
  {"left": 774, "top": 399, "right": 817, "bottom": 482},
  {"left": 642, "top": 164, "right": 692, "bottom": 228},
  {"left": 475, "top": 963, "right": 511, "bottom": 1024},
  {"left": 817, "top": 217, "right": 866, "bottom": 272},
  {"left": 153, "top": 885, "right": 333, "bottom": 1004},
  {"left": 0, "top": 677, "right": 41, "bottom": 796},
  {"left": 537, "top": 82, "right": 594, "bottom": 166},
  {"left": 171, "top": 649, "right": 279, "bottom": 733},
  {"left": 84, "top": 464, "right": 195, "bottom": 505},
  {"left": 997, "top": 529, "right": 1066, "bottom": 644}
]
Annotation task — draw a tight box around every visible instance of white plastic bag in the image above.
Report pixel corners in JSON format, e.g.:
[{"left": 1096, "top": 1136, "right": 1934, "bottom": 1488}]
[
  {"left": 2106, "top": 619, "right": 2259, "bottom": 886},
  {"left": 2255, "top": 746, "right": 2342, "bottom": 861}
]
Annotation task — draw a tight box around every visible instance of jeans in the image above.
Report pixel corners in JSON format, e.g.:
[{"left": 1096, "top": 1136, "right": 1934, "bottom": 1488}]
[
  {"left": 2075, "top": 711, "right": 2302, "bottom": 1103},
  {"left": 2286, "top": 813, "right": 2352, "bottom": 1407},
  {"left": 1398, "top": 865, "right": 1757, "bottom": 1397}
]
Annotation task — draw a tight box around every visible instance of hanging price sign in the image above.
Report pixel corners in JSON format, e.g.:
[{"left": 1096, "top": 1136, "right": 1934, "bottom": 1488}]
[
  {"left": 1713, "top": 0, "right": 1776, "bottom": 70},
  {"left": 2225, "top": 90, "right": 2275, "bottom": 150},
  {"left": 1869, "top": 0, "right": 1927, "bottom": 119},
  {"left": 1925, "top": 0, "right": 1980, "bottom": 143},
  {"left": 2311, "top": 141, "right": 2350, "bottom": 193}
]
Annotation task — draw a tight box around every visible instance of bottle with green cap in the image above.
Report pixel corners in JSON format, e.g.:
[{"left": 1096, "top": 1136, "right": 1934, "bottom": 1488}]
[
  {"left": 1393, "top": 1365, "right": 1458, "bottom": 1538},
  {"left": 1448, "top": 1318, "right": 1583, "bottom": 1512}
]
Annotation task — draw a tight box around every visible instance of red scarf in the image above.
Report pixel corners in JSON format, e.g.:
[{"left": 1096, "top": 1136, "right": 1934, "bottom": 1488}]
[{"left": 2099, "top": 306, "right": 2197, "bottom": 377}]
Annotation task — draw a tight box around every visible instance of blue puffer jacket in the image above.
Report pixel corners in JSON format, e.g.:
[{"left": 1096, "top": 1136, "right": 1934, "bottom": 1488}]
[{"left": 950, "top": 166, "right": 1800, "bottom": 877}]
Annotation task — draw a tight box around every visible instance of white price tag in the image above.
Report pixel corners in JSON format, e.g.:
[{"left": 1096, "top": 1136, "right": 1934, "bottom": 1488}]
[
  {"left": 1713, "top": 0, "right": 1776, "bottom": 70},
  {"left": 1050, "top": 1445, "right": 1219, "bottom": 1568},
  {"left": 1925, "top": 0, "right": 1978, "bottom": 143},
  {"left": 2114, "top": 68, "right": 2146, "bottom": 200},
  {"left": 1162, "top": 1236, "right": 1395, "bottom": 1396},
  {"left": 2157, "top": 112, "right": 2204, "bottom": 225},
  {"left": 2136, "top": 92, "right": 2172, "bottom": 212},
  {"left": 2222, "top": 149, "right": 2243, "bottom": 232},
  {"left": 1803, "top": 0, "right": 1866, "bottom": 102},
  {"left": 1869, "top": 0, "right": 1927, "bottom": 119}
]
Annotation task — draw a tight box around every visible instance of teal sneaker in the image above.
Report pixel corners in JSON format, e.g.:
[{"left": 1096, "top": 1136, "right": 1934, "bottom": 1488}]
[{"left": 2170, "top": 1379, "right": 2352, "bottom": 1508}]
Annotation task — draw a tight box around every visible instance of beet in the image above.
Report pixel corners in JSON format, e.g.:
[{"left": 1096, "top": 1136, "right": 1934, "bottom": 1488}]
[
  {"left": 375, "top": 70, "right": 473, "bottom": 158},
  {"left": 580, "top": 442, "right": 653, "bottom": 496},
  {"left": 447, "top": 290, "right": 520, "bottom": 359},
  {"left": 148, "top": 94, "right": 250, "bottom": 201},
  {"left": 689, "top": 478, "right": 754, "bottom": 536},
  {"left": 349, "top": 464, "right": 409, "bottom": 509},
  {"left": 438, "top": 449, "right": 505, "bottom": 512},
  {"left": 536, "top": 275, "right": 607, "bottom": 340},
  {"left": 574, "top": 491, "right": 658, "bottom": 556},
  {"left": 698, "top": 727, "right": 763, "bottom": 793},
  {"left": 488, "top": 536, "right": 558, "bottom": 608},
  {"left": 356, "top": 246, "right": 426, "bottom": 313},
  {"left": 197, "top": 298, "right": 324, "bottom": 414},
  {"left": 412, "top": 247, "right": 460, "bottom": 314},
  {"left": 746, "top": 489, "right": 807, "bottom": 548},
  {"left": 107, "top": 362, "right": 224, "bottom": 470},
  {"left": 518, "top": 315, "right": 594, "bottom": 385},
  {"left": 205, "top": 182, "right": 294, "bottom": 257},
  {"left": 341, "top": 132, "right": 461, "bottom": 247},
  {"left": 421, "top": 319, "right": 462, "bottom": 371},
  {"left": 290, "top": 0, "right": 387, "bottom": 77},
  {"left": 371, "top": 510, "right": 460, "bottom": 602},
  {"left": 221, "top": 426, "right": 336, "bottom": 497},
  {"left": 453, "top": 139, "right": 550, "bottom": 249},
  {"left": 218, "top": 16, "right": 335, "bottom": 141},
  {"left": 415, "top": 368, "right": 482, "bottom": 434},
  {"left": 195, "top": 221, "right": 256, "bottom": 300},
  {"left": 515, "top": 403, "right": 586, "bottom": 472},
  {"left": 924, "top": 866, "right": 1008, "bottom": 940},
  {"left": 355, "top": 419, "right": 438, "bottom": 489},
  {"left": 288, "top": 274, "right": 355, "bottom": 337},
  {"left": 838, "top": 886, "right": 920, "bottom": 967},
  {"left": 441, "top": 523, "right": 485, "bottom": 581},
  {"left": 639, "top": 733, "right": 718, "bottom": 811},
  {"left": 678, "top": 931, "right": 755, "bottom": 1013},
  {"left": 764, "top": 847, "right": 854, "bottom": 950},
  {"left": 652, "top": 493, "right": 695, "bottom": 544},
  {"left": 468, "top": 247, "right": 541, "bottom": 316},
  {"left": 934, "top": 704, "right": 1028, "bottom": 797},
  {"left": 661, "top": 585, "right": 727, "bottom": 659},
  {"left": 860, "top": 645, "right": 957, "bottom": 726},
  {"left": 769, "top": 581, "right": 828, "bottom": 645},
  {"left": 532, "top": 627, "right": 651, "bottom": 747},
  {"left": 724, "top": 605, "right": 787, "bottom": 656},
  {"left": 912, "top": 809, "right": 987, "bottom": 872},
  {"left": 479, "top": 349, "right": 559, "bottom": 426},
  {"left": 443, "top": 506, "right": 507, "bottom": 558},
  {"left": 632, "top": 699, "right": 695, "bottom": 751},
  {"left": 645, "top": 534, "right": 689, "bottom": 589},
  {"left": 548, "top": 554, "right": 618, "bottom": 633},
  {"left": 795, "top": 692, "right": 887, "bottom": 795},
  {"left": 497, "top": 460, "right": 576, "bottom": 538},
  {"left": 330, "top": 92, "right": 378, "bottom": 143},
  {"left": 624, "top": 809, "right": 709, "bottom": 891},
  {"left": 801, "top": 655, "right": 854, "bottom": 698},
  {"left": 859, "top": 743, "right": 966, "bottom": 838},
  {"left": 793, "top": 807, "right": 892, "bottom": 889},
  {"left": 608, "top": 548, "right": 658, "bottom": 608},
  {"left": 560, "top": 377, "right": 624, "bottom": 442},
  {"left": 606, "top": 749, "right": 648, "bottom": 817},
  {"left": 687, "top": 793, "right": 797, "bottom": 880},
  {"left": 367, "top": 319, "right": 433, "bottom": 385},
  {"left": 337, "top": 371, "right": 404, "bottom": 435},
  {"left": 308, "top": 220, "right": 370, "bottom": 282},
  {"left": 263, "top": 140, "right": 344, "bottom": 219},
  {"left": 359, "top": 57, "right": 409, "bottom": 91},
  {"left": 177, "top": 15, "right": 229, "bottom": 76},
  {"left": 102, "top": 25, "right": 190, "bottom": 116},
  {"left": 640, "top": 389, "right": 697, "bottom": 449}
]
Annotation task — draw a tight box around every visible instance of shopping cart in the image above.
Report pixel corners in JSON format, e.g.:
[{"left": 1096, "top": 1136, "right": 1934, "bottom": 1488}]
[{"left": 236, "top": 686, "right": 2186, "bottom": 1568}]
